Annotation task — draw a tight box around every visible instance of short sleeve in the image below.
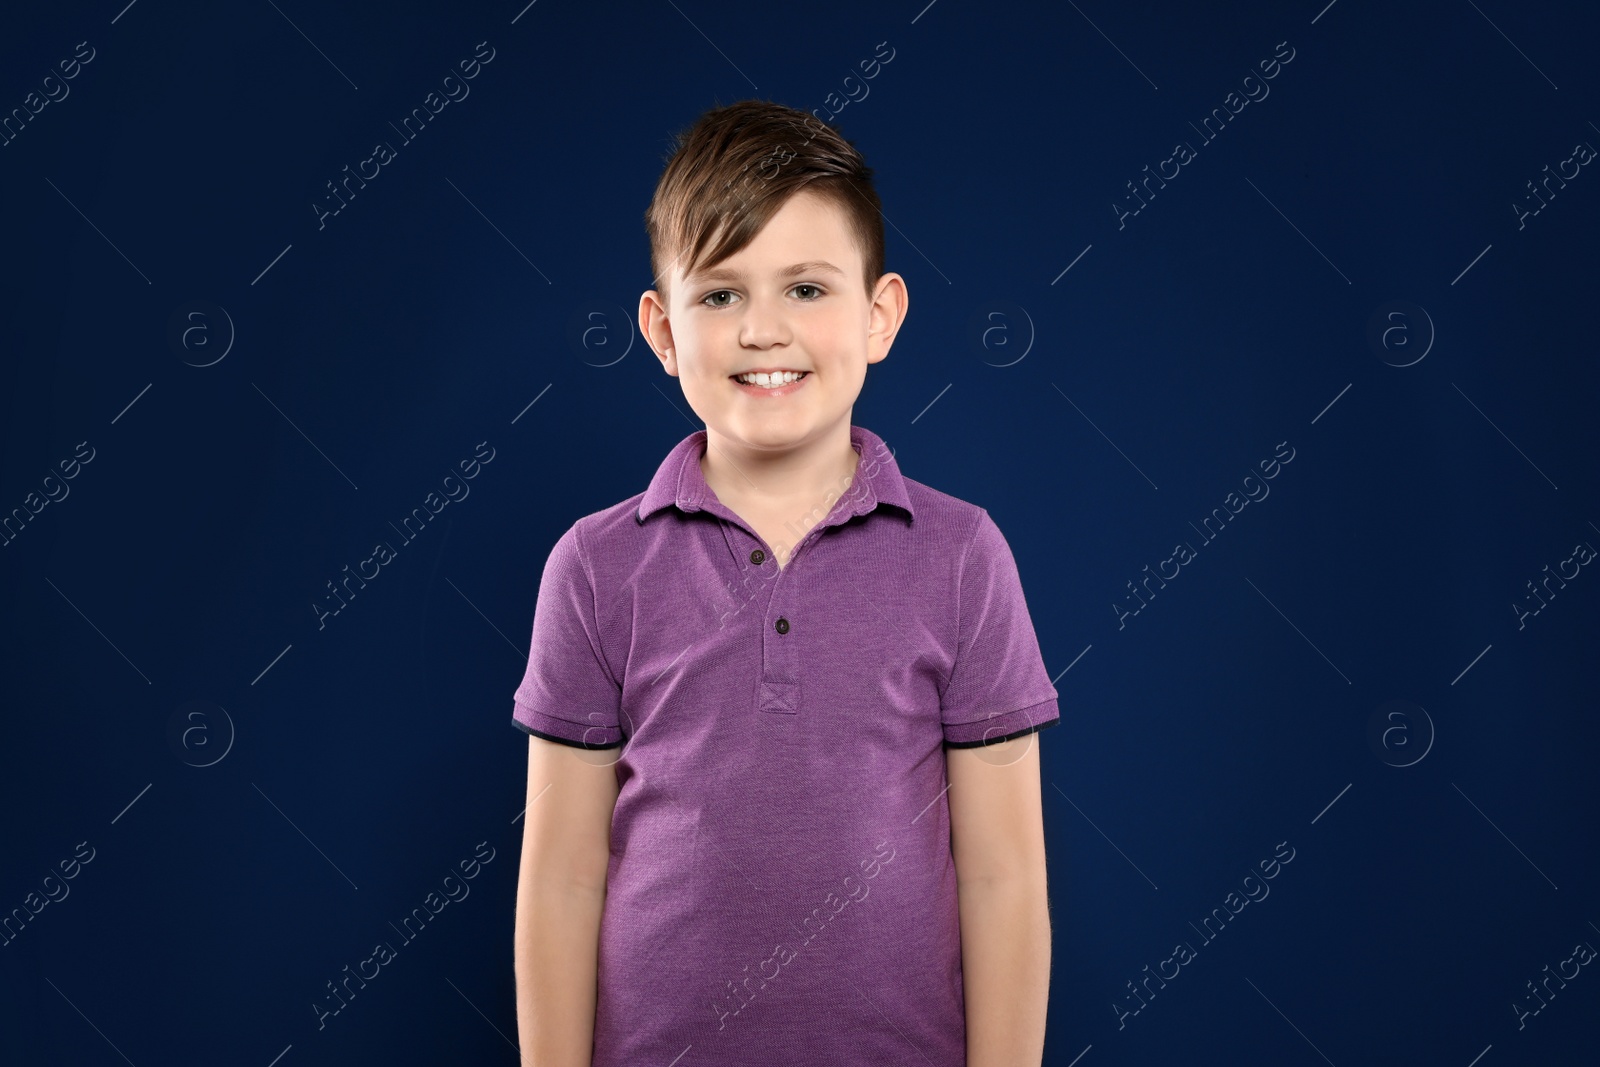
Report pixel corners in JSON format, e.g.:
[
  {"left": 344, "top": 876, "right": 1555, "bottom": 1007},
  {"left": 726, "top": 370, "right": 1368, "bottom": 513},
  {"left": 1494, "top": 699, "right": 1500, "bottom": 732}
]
[
  {"left": 511, "top": 522, "right": 625, "bottom": 749},
  {"left": 940, "top": 510, "right": 1061, "bottom": 748}
]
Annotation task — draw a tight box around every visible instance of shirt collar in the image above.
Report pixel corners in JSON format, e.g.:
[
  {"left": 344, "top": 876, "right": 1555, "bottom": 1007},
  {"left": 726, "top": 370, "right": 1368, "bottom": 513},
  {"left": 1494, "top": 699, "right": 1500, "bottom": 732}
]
[{"left": 636, "top": 424, "right": 915, "bottom": 526}]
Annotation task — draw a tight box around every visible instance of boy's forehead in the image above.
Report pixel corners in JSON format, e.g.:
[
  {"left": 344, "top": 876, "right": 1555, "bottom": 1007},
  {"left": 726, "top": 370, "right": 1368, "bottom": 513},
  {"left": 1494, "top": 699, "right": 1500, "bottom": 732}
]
[
  {"left": 679, "top": 194, "right": 860, "bottom": 285},
  {"left": 686, "top": 258, "right": 849, "bottom": 285}
]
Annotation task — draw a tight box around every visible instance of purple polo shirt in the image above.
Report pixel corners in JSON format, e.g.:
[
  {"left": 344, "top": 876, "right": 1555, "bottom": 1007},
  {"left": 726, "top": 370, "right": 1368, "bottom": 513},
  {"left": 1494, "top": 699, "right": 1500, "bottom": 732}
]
[{"left": 511, "top": 423, "right": 1059, "bottom": 1066}]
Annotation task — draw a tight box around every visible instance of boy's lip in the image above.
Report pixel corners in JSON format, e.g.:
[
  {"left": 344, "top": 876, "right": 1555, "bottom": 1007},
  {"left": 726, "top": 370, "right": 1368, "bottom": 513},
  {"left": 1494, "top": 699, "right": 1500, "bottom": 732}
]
[{"left": 729, "top": 370, "right": 811, "bottom": 397}]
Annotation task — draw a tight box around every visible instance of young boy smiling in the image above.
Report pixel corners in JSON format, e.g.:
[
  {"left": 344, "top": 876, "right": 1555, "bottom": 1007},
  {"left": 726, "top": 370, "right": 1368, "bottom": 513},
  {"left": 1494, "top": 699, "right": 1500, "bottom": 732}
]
[{"left": 512, "top": 100, "right": 1058, "bottom": 1067}]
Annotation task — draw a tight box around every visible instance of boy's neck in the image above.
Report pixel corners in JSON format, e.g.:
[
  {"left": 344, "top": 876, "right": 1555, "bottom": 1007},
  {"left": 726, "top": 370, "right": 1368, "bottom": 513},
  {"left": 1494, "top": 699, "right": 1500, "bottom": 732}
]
[{"left": 699, "top": 422, "right": 861, "bottom": 515}]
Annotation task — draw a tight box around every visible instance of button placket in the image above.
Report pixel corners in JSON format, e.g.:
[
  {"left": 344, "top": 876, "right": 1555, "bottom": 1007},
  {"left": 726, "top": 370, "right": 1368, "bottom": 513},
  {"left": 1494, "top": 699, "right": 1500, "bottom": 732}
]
[{"left": 758, "top": 535, "right": 800, "bottom": 718}]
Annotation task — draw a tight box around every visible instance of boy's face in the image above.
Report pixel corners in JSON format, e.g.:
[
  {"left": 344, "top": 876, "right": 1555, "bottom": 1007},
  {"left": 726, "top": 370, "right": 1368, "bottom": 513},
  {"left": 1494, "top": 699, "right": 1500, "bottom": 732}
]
[{"left": 640, "top": 189, "right": 906, "bottom": 463}]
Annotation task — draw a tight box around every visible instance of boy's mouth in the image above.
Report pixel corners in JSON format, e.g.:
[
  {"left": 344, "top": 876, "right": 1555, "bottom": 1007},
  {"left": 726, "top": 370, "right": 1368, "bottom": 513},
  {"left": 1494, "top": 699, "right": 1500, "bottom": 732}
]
[
  {"left": 730, "top": 369, "right": 808, "bottom": 388},
  {"left": 729, "top": 369, "right": 810, "bottom": 395}
]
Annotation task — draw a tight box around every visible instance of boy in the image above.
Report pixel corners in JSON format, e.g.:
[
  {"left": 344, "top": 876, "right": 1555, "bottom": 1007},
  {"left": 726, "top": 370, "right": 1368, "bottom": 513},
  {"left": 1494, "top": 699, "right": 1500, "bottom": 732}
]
[{"left": 512, "top": 99, "right": 1058, "bottom": 1067}]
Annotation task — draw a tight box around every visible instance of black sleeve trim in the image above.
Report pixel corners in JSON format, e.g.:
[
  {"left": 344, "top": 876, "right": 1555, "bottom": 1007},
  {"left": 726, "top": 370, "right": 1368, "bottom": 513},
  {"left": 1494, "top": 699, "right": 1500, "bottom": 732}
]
[
  {"left": 512, "top": 718, "right": 626, "bottom": 750},
  {"left": 943, "top": 716, "right": 1059, "bottom": 749}
]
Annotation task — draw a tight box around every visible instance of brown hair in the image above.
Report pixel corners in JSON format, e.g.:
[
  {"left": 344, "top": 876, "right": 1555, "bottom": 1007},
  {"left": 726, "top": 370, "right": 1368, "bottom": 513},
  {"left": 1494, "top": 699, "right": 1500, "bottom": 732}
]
[{"left": 645, "top": 98, "right": 885, "bottom": 306}]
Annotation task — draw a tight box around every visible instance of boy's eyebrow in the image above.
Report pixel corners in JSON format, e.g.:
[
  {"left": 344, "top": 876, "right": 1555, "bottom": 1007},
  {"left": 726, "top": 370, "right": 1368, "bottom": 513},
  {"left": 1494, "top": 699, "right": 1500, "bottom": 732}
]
[{"left": 687, "top": 260, "right": 847, "bottom": 285}]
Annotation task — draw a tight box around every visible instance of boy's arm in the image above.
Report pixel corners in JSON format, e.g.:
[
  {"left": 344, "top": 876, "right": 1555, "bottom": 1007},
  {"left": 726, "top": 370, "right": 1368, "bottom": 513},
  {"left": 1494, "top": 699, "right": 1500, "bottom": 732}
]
[
  {"left": 514, "top": 735, "right": 621, "bottom": 1067},
  {"left": 947, "top": 732, "right": 1052, "bottom": 1067}
]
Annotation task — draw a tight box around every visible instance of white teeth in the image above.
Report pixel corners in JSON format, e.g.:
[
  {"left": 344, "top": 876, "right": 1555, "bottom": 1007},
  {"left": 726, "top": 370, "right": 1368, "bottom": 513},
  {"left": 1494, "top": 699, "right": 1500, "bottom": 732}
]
[{"left": 735, "top": 371, "right": 806, "bottom": 387}]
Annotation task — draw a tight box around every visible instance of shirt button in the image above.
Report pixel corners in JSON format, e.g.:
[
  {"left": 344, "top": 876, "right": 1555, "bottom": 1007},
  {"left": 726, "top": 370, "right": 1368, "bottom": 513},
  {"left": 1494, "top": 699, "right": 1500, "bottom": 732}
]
[
  {"left": 774, "top": 616, "right": 790, "bottom": 635},
  {"left": 750, "top": 549, "right": 766, "bottom": 565}
]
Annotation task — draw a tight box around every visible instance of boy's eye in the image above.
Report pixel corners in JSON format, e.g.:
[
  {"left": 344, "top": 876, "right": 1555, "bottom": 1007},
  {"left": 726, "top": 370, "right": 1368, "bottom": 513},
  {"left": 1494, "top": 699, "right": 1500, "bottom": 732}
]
[{"left": 698, "top": 284, "right": 825, "bottom": 308}]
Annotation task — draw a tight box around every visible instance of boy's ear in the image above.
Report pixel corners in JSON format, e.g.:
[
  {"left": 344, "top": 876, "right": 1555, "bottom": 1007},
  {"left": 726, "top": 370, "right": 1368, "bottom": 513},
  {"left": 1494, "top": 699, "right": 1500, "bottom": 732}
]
[
  {"left": 639, "top": 289, "right": 678, "bottom": 375},
  {"left": 866, "top": 271, "right": 908, "bottom": 365}
]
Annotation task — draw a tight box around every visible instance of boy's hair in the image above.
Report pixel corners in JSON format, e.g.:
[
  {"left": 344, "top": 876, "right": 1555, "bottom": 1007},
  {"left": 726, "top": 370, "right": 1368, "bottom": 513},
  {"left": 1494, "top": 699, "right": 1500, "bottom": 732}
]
[{"left": 645, "top": 98, "right": 885, "bottom": 306}]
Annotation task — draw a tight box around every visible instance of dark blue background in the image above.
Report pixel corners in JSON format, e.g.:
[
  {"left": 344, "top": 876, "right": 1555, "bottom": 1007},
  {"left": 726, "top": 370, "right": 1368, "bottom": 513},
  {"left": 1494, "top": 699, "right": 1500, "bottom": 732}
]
[{"left": 3, "top": 1, "right": 1596, "bottom": 1063}]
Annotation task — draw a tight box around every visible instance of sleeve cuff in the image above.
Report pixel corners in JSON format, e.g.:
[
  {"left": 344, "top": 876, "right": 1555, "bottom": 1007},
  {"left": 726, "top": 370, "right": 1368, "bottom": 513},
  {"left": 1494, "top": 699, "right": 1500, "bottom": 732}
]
[
  {"left": 943, "top": 697, "right": 1060, "bottom": 748},
  {"left": 512, "top": 702, "right": 625, "bottom": 749}
]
